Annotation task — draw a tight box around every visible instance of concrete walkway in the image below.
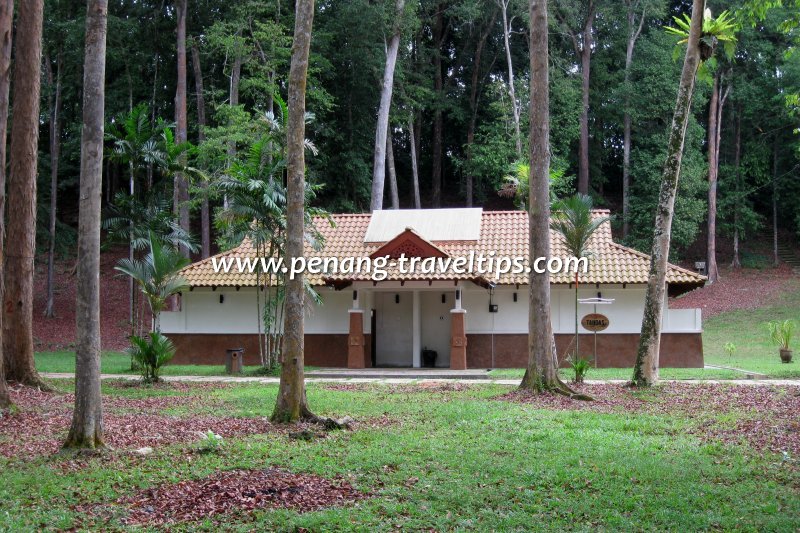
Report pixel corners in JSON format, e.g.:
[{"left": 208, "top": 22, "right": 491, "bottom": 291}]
[{"left": 40, "top": 372, "right": 800, "bottom": 387}]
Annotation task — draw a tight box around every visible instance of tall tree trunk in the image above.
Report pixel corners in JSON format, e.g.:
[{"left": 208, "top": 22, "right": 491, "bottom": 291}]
[
  {"left": 521, "top": 0, "right": 582, "bottom": 398},
  {"left": 632, "top": 0, "right": 704, "bottom": 387},
  {"left": 576, "top": 2, "right": 595, "bottom": 195},
  {"left": 731, "top": 111, "right": 742, "bottom": 269},
  {"left": 173, "top": 0, "right": 190, "bottom": 256},
  {"left": 272, "top": 0, "right": 316, "bottom": 423},
  {"left": 0, "top": 0, "right": 13, "bottom": 409},
  {"left": 772, "top": 142, "right": 779, "bottom": 267},
  {"left": 706, "top": 73, "right": 720, "bottom": 283},
  {"left": 498, "top": 0, "right": 522, "bottom": 157},
  {"left": 3, "top": 0, "right": 47, "bottom": 387},
  {"left": 45, "top": 52, "right": 63, "bottom": 318},
  {"left": 64, "top": 0, "right": 108, "bottom": 450},
  {"left": 622, "top": 0, "right": 644, "bottom": 238},
  {"left": 465, "top": 10, "right": 496, "bottom": 207},
  {"left": 191, "top": 41, "right": 211, "bottom": 259},
  {"left": 224, "top": 37, "right": 243, "bottom": 210},
  {"left": 387, "top": 131, "right": 399, "bottom": 209},
  {"left": 370, "top": 0, "right": 405, "bottom": 211},
  {"left": 408, "top": 117, "right": 421, "bottom": 209},
  {"left": 431, "top": 4, "right": 444, "bottom": 207}
]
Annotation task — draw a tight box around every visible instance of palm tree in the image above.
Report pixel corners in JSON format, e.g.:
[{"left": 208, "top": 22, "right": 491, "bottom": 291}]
[
  {"left": 115, "top": 233, "right": 190, "bottom": 333},
  {"left": 550, "top": 194, "right": 610, "bottom": 362}
]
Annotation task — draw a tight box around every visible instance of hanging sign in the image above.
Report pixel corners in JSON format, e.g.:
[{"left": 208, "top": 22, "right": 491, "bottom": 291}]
[{"left": 581, "top": 313, "right": 609, "bottom": 332}]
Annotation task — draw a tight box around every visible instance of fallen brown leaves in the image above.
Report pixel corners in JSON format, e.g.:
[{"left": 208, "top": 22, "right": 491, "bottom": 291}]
[
  {"left": 501, "top": 383, "right": 800, "bottom": 458},
  {"left": 671, "top": 265, "right": 799, "bottom": 319},
  {"left": 81, "top": 467, "right": 367, "bottom": 526},
  {"left": 1, "top": 385, "right": 286, "bottom": 460}
]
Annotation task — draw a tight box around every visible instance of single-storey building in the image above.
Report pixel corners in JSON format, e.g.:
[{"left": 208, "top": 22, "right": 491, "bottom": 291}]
[{"left": 160, "top": 208, "right": 707, "bottom": 369}]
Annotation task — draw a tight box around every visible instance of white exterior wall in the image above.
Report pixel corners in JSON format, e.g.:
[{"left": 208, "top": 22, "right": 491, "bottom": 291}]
[
  {"left": 161, "top": 282, "right": 701, "bottom": 336},
  {"left": 160, "top": 286, "right": 354, "bottom": 335}
]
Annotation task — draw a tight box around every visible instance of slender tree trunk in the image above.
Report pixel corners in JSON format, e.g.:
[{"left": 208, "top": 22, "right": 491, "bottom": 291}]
[
  {"left": 173, "top": 0, "right": 190, "bottom": 256},
  {"left": 272, "top": 0, "right": 316, "bottom": 423},
  {"left": 224, "top": 38, "right": 243, "bottom": 210},
  {"left": 0, "top": 0, "right": 13, "bottom": 409},
  {"left": 576, "top": 2, "right": 594, "bottom": 195},
  {"left": 521, "top": 0, "right": 578, "bottom": 396},
  {"left": 431, "top": 4, "right": 444, "bottom": 207},
  {"left": 3, "top": 0, "right": 47, "bottom": 387},
  {"left": 465, "top": 10, "right": 496, "bottom": 207},
  {"left": 772, "top": 143, "right": 779, "bottom": 267},
  {"left": 45, "top": 52, "right": 63, "bottom": 318},
  {"left": 64, "top": 0, "right": 108, "bottom": 450},
  {"left": 387, "top": 131, "right": 399, "bottom": 209},
  {"left": 632, "top": 0, "right": 704, "bottom": 387},
  {"left": 622, "top": 1, "right": 644, "bottom": 238},
  {"left": 408, "top": 117, "right": 421, "bottom": 209},
  {"left": 498, "top": 0, "right": 522, "bottom": 157},
  {"left": 706, "top": 73, "right": 720, "bottom": 283},
  {"left": 191, "top": 41, "right": 211, "bottom": 259},
  {"left": 370, "top": 0, "right": 405, "bottom": 211},
  {"left": 731, "top": 112, "right": 742, "bottom": 269}
]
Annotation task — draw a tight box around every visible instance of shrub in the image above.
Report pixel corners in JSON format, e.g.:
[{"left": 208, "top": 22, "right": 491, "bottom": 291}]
[
  {"left": 127, "top": 332, "right": 176, "bottom": 383},
  {"left": 723, "top": 342, "right": 736, "bottom": 360},
  {"left": 569, "top": 356, "right": 592, "bottom": 384},
  {"left": 195, "top": 430, "right": 224, "bottom": 454},
  {"left": 766, "top": 320, "right": 796, "bottom": 350}
]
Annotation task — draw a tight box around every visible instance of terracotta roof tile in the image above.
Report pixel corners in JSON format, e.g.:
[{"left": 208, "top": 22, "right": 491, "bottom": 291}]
[{"left": 181, "top": 210, "right": 707, "bottom": 288}]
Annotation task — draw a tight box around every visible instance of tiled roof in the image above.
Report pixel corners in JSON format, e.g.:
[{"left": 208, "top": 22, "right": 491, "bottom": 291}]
[{"left": 181, "top": 210, "right": 707, "bottom": 288}]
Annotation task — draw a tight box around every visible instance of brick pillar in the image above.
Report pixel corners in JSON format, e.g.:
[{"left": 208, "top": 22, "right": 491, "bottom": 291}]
[
  {"left": 450, "top": 309, "right": 467, "bottom": 370},
  {"left": 347, "top": 310, "right": 365, "bottom": 369}
]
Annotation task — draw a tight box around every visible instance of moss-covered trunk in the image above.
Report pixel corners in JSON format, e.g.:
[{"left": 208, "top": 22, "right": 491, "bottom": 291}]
[{"left": 632, "top": 0, "right": 704, "bottom": 387}]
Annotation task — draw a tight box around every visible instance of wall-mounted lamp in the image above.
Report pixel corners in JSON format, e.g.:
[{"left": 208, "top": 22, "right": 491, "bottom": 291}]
[
  {"left": 597, "top": 291, "right": 602, "bottom": 299},
  {"left": 441, "top": 294, "right": 446, "bottom": 304},
  {"left": 219, "top": 294, "right": 225, "bottom": 304},
  {"left": 353, "top": 290, "right": 358, "bottom": 302},
  {"left": 395, "top": 294, "right": 400, "bottom": 304},
  {"left": 513, "top": 292, "right": 517, "bottom": 302}
]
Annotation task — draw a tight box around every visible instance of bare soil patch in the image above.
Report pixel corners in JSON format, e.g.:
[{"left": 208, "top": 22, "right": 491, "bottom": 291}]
[
  {"left": 501, "top": 383, "right": 800, "bottom": 457},
  {"left": 90, "top": 467, "right": 367, "bottom": 526}
]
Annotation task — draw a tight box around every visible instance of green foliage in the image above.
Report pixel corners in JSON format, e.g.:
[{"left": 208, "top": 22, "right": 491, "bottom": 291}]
[
  {"left": 766, "top": 319, "right": 796, "bottom": 349},
  {"left": 551, "top": 194, "right": 611, "bottom": 260},
  {"left": 115, "top": 233, "right": 191, "bottom": 331},
  {"left": 723, "top": 342, "right": 737, "bottom": 360},
  {"left": 103, "top": 190, "right": 198, "bottom": 253},
  {"left": 127, "top": 331, "right": 176, "bottom": 383},
  {"left": 568, "top": 356, "right": 592, "bottom": 383},
  {"left": 195, "top": 430, "right": 225, "bottom": 454}
]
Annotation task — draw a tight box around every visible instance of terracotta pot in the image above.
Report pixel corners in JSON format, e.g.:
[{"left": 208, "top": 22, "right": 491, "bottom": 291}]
[{"left": 780, "top": 349, "right": 793, "bottom": 364}]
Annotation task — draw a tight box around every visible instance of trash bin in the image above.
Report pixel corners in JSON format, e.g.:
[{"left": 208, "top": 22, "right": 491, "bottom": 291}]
[
  {"left": 422, "top": 349, "right": 437, "bottom": 368},
  {"left": 225, "top": 348, "right": 244, "bottom": 374}
]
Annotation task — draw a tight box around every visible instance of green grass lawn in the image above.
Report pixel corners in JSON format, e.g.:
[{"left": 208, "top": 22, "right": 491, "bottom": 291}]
[
  {"left": 34, "top": 351, "right": 278, "bottom": 377},
  {"left": 1, "top": 381, "right": 798, "bottom": 530}
]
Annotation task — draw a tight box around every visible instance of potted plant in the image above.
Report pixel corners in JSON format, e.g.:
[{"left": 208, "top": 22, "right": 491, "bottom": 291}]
[{"left": 766, "top": 320, "right": 796, "bottom": 363}]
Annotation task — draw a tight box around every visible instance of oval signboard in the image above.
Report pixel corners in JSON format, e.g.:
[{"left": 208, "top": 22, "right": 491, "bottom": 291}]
[{"left": 581, "top": 313, "right": 609, "bottom": 332}]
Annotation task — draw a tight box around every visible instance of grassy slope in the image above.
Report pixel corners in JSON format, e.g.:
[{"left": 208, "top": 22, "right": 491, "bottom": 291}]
[{"left": 1, "top": 382, "right": 798, "bottom": 530}]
